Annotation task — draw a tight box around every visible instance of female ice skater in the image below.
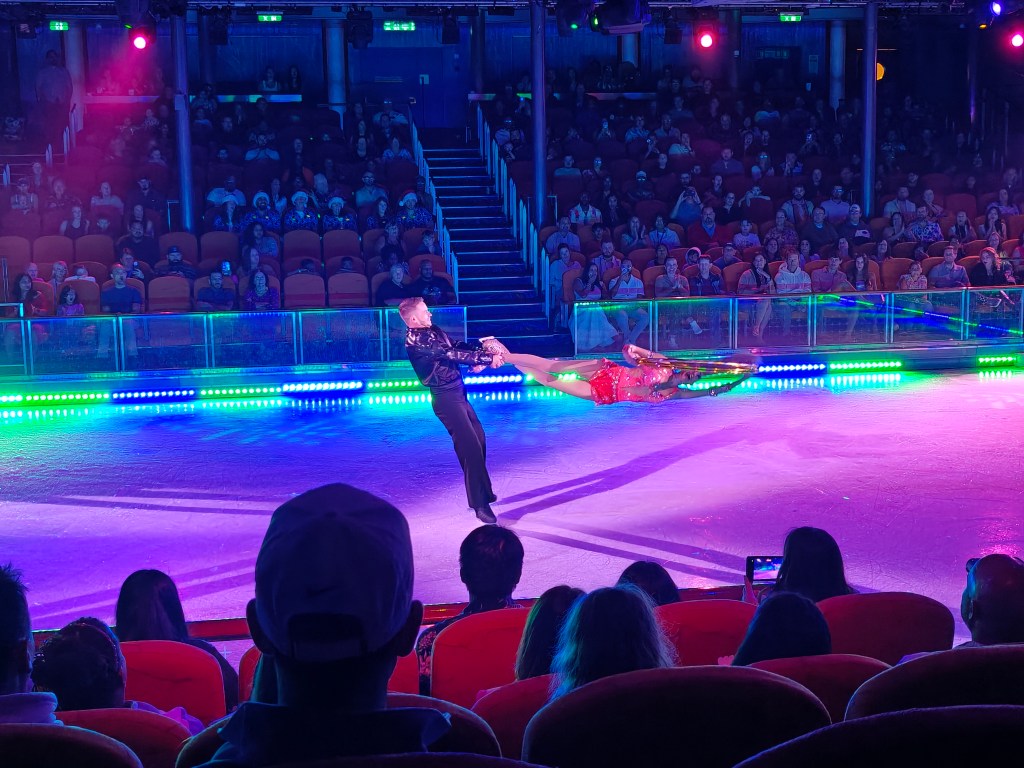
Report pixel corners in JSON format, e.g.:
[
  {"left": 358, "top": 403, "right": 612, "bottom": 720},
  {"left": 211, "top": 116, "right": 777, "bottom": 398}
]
[{"left": 482, "top": 340, "right": 756, "bottom": 405}]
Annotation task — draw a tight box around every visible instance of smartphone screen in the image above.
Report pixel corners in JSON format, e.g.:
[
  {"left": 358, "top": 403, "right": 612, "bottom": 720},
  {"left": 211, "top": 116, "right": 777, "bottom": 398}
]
[
  {"left": 221, "top": 261, "right": 231, "bottom": 275},
  {"left": 746, "top": 556, "right": 784, "bottom": 584}
]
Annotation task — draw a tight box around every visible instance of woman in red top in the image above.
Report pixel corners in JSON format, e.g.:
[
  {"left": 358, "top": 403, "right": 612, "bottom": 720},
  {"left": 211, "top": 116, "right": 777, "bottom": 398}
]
[{"left": 486, "top": 341, "right": 755, "bottom": 404}]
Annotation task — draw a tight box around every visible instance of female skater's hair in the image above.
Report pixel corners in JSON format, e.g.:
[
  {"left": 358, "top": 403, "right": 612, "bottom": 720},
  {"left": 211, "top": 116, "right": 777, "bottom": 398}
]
[
  {"left": 616, "top": 561, "right": 680, "bottom": 606},
  {"left": 550, "top": 584, "right": 674, "bottom": 699},
  {"left": 515, "top": 585, "right": 585, "bottom": 680},
  {"left": 732, "top": 591, "right": 831, "bottom": 666},
  {"left": 32, "top": 617, "right": 125, "bottom": 711},
  {"left": 774, "top": 527, "right": 855, "bottom": 603},
  {"left": 115, "top": 569, "right": 189, "bottom": 642}
]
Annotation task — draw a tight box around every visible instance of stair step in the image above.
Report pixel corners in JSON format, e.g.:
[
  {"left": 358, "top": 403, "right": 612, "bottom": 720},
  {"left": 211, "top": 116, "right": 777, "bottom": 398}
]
[
  {"left": 459, "top": 289, "right": 539, "bottom": 304},
  {"left": 448, "top": 226, "right": 514, "bottom": 237},
  {"left": 446, "top": 216, "right": 508, "bottom": 227},
  {"left": 423, "top": 148, "right": 478, "bottom": 158},
  {"left": 465, "top": 302, "right": 546, "bottom": 320},
  {"left": 430, "top": 167, "right": 488, "bottom": 176},
  {"left": 452, "top": 241, "right": 520, "bottom": 253},
  {"left": 454, "top": 251, "right": 523, "bottom": 265},
  {"left": 458, "top": 263, "right": 529, "bottom": 277},
  {"left": 468, "top": 317, "right": 551, "bottom": 334},
  {"left": 433, "top": 185, "right": 494, "bottom": 194},
  {"left": 460, "top": 274, "right": 534, "bottom": 289}
]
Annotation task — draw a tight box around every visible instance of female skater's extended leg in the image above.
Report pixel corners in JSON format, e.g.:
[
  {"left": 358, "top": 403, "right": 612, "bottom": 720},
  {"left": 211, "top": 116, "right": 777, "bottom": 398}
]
[
  {"left": 504, "top": 353, "right": 597, "bottom": 400},
  {"left": 504, "top": 353, "right": 605, "bottom": 377}
]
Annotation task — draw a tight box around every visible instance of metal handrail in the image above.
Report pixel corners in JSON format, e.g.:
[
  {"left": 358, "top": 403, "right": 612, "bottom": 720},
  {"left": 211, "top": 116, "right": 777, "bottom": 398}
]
[{"left": 410, "top": 115, "right": 458, "bottom": 299}]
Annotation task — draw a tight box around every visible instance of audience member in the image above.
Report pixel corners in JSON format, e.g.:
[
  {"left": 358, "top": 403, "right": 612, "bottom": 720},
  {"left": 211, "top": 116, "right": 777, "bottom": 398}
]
[
  {"left": 607, "top": 257, "right": 648, "bottom": 344},
  {"left": 550, "top": 585, "right": 674, "bottom": 700},
  {"left": 196, "top": 272, "right": 236, "bottom": 311},
  {"left": 59, "top": 205, "right": 90, "bottom": 240},
  {"left": 0, "top": 564, "right": 60, "bottom": 724},
  {"left": 545, "top": 217, "right": 581, "bottom": 253},
  {"left": 117, "top": 221, "right": 159, "bottom": 267},
  {"left": 616, "top": 561, "right": 680, "bottom": 606},
  {"left": 773, "top": 527, "right": 856, "bottom": 603},
  {"left": 244, "top": 270, "right": 280, "bottom": 311},
  {"left": 115, "top": 569, "right": 239, "bottom": 710},
  {"left": 960, "top": 554, "right": 1024, "bottom": 647},
  {"left": 416, "top": 526, "right": 524, "bottom": 696},
  {"left": 929, "top": 246, "right": 971, "bottom": 288},
  {"left": 159, "top": 246, "right": 197, "bottom": 280},
  {"left": 731, "top": 592, "right": 832, "bottom": 666},
  {"left": 407, "top": 261, "right": 453, "bottom": 306},
  {"left": 514, "top": 585, "right": 586, "bottom": 681}
]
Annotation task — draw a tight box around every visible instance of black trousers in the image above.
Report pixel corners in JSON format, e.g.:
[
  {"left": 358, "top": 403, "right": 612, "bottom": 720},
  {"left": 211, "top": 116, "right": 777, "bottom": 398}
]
[{"left": 431, "top": 386, "right": 493, "bottom": 508}]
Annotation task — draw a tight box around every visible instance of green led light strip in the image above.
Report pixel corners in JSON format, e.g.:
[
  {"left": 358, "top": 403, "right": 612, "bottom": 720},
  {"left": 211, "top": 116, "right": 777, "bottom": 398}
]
[
  {"left": 977, "top": 355, "right": 1018, "bottom": 366},
  {"left": 828, "top": 360, "right": 903, "bottom": 371}
]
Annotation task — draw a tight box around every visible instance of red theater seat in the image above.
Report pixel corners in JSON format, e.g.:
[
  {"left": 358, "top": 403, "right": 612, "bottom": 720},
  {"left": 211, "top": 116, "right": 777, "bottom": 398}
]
[
  {"left": 120, "top": 640, "right": 226, "bottom": 725},
  {"left": 60, "top": 708, "right": 190, "bottom": 768},
  {"left": 522, "top": 667, "right": 830, "bottom": 768},
  {"left": 0, "top": 723, "right": 143, "bottom": 768},
  {"left": 472, "top": 674, "right": 553, "bottom": 759},
  {"left": 817, "top": 592, "right": 954, "bottom": 665},
  {"left": 654, "top": 599, "right": 756, "bottom": 666},
  {"left": 430, "top": 608, "right": 530, "bottom": 708},
  {"left": 751, "top": 654, "right": 890, "bottom": 723}
]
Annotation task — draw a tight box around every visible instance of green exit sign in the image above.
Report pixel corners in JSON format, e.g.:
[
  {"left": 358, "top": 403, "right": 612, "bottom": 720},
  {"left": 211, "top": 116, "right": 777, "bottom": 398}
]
[
  {"left": 49, "top": 20, "right": 69, "bottom": 31},
  {"left": 779, "top": 13, "right": 803, "bottom": 22},
  {"left": 257, "top": 13, "right": 283, "bottom": 22},
  {"left": 383, "top": 20, "right": 416, "bottom": 32}
]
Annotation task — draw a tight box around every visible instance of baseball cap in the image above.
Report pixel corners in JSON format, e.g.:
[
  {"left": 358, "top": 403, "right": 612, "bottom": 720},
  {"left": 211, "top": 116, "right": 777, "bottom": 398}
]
[{"left": 254, "top": 484, "right": 414, "bottom": 663}]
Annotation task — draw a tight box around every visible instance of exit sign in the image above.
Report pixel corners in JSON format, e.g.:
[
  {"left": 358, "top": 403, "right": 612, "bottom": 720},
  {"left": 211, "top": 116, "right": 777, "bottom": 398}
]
[
  {"left": 383, "top": 20, "right": 416, "bottom": 32},
  {"left": 779, "top": 13, "right": 803, "bottom": 22},
  {"left": 49, "top": 20, "right": 69, "bottom": 31},
  {"left": 257, "top": 13, "right": 283, "bottom": 22}
]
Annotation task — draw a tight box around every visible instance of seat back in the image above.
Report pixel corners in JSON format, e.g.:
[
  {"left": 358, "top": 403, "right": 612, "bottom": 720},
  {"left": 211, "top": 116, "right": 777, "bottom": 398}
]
[
  {"left": 329, "top": 273, "right": 371, "bottom": 307},
  {"left": 522, "top": 667, "right": 830, "bottom": 768},
  {"left": 0, "top": 235, "right": 32, "bottom": 277},
  {"left": 323, "top": 228, "right": 362, "bottom": 258},
  {"left": 387, "top": 649, "right": 420, "bottom": 694},
  {"left": 430, "top": 608, "right": 530, "bottom": 708},
  {"left": 751, "top": 654, "right": 890, "bottom": 723},
  {"left": 74, "top": 234, "right": 116, "bottom": 266},
  {"left": 238, "top": 645, "right": 261, "bottom": 703},
  {"left": 472, "top": 674, "right": 554, "bottom": 759},
  {"left": 146, "top": 276, "right": 193, "bottom": 312},
  {"left": 283, "top": 229, "right": 322, "bottom": 263},
  {"left": 386, "top": 693, "right": 500, "bottom": 757},
  {"left": 158, "top": 232, "right": 198, "bottom": 264},
  {"left": 199, "top": 232, "right": 239, "bottom": 265},
  {"left": 32, "top": 235, "right": 74, "bottom": 266},
  {"left": 817, "top": 592, "right": 954, "bottom": 665},
  {"left": 121, "top": 640, "right": 226, "bottom": 724},
  {"left": 845, "top": 645, "right": 1024, "bottom": 719},
  {"left": 881, "top": 257, "right": 914, "bottom": 290},
  {"left": 654, "top": 599, "right": 756, "bottom": 666},
  {"left": 0, "top": 723, "right": 142, "bottom": 768},
  {"left": 60, "top": 708, "right": 190, "bottom": 768},
  {"left": 735, "top": 706, "right": 1024, "bottom": 768},
  {"left": 283, "top": 274, "right": 327, "bottom": 309}
]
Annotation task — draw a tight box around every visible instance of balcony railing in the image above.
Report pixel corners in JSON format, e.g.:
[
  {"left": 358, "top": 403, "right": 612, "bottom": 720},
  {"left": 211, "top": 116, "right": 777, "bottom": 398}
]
[
  {"left": 0, "top": 305, "right": 467, "bottom": 378},
  {"left": 571, "top": 288, "right": 1024, "bottom": 357}
]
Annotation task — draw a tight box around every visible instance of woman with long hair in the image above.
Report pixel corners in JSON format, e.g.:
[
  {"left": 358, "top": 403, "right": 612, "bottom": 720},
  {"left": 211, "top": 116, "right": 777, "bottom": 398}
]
[
  {"left": 616, "top": 562, "right": 679, "bottom": 606},
  {"left": 571, "top": 262, "right": 616, "bottom": 352},
  {"left": 732, "top": 592, "right": 832, "bottom": 666},
  {"left": 115, "top": 569, "right": 238, "bottom": 710},
  {"left": 774, "top": 527, "right": 855, "bottom": 603},
  {"left": 549, "top": 585, "right": 674, "bottom": 700},
  {"left": 979, "top": 207, "right": 1008, "bottom": 242},
  {"left": 737, "top": 252, "right": 776, "bottom": 337},
  {"left": 845, "top": 253, "right": 879, "bottom": 292},
  {"left": 515, "top": 586, "right": 585, "bottom": 681}
]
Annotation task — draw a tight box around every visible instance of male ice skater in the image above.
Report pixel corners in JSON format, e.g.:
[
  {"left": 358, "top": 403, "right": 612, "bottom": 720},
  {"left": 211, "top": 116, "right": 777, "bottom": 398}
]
[{"left": 399, "top": 297, "right": 502, "bottom": 524}]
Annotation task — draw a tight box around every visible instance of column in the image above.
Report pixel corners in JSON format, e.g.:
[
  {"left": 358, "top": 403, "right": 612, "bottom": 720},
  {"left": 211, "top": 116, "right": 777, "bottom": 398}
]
[
  {"left": 530, "top": 0, "right": 547, "bottom": 225},
  {"left": 967, "top": 26, "right": 978, "bottom": 132},
  {"left": 728, "top": 10, "right": 740, "bottom": 91},
  {"left": 65, "top": 22, "right": 87, "bottom": 135},
  {"left": 471, "top": 10, "right": 486, "bottom": 95},
  {"left": 861, "top": 3, "right": 878, "bottom": 218},
  {"left": 620, "top": 33, "right": 639, "bottom": 69},
  {"left": 325, "top": 19, "right": 346, "bottom": 118},
  {"left": 171, "top": 15, "right": 195, "bottom": 233},
  {"left": 197, "top": 12, "right": 215, "bottom": 87},
  {"left": 829, "top": 20, "right": 846, "bottom": 110}
]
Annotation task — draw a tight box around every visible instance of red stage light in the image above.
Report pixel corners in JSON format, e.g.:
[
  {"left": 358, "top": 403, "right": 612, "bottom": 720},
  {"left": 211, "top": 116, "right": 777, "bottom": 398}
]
[
  {"left": 132, "top": 33, "right": 148, "bottom": 49},
  {"left": 698, "top": 31, "right": 714, "bottom": 48},
  {"left": 1012, "top": 32, "right": 1024, "bottom": 47}
]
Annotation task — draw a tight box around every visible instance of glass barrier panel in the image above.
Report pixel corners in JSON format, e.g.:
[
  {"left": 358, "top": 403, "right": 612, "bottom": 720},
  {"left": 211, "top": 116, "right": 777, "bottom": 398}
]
[
  {"left": 966, "top": 287, "right": 1024, "bottom": 343},
  {"left": 739, "top": 295, "right": 812, "bottom": 348},
  {"left": 28, "top": 316, "right": 121, "bottom": 375},
  {"left": 299, "top": 310, "right": 384, "bottom": 365},
  {"left": 577, "top": 299, "right": 651, "bottom": 353},
  {"left": 812, "top": 292, "right": 888, "bottom": 347},
  {"left": 572, "top": 301, "right": 622, "bottom": 356},
  {"left": 384, "top": 305, "right": 466, "bottom": 361},
  {"left": 655, "top": 297, "right": 733, "bottom": 354},
  {"left": 891, "top": 289, "right": 963, "bottom": 345},
  {"left": 210, "top": 311, "right": 296, "bottom": 368},
  {"left": 0, "top": 319, "right": 28, "bottom": 376},
  {"left": 131, "top": 314, "right": 209, "bottom": 372}
]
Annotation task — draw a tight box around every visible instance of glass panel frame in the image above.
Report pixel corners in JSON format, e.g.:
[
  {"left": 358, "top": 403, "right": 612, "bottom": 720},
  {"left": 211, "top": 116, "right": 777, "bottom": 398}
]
[
  {"left": 890, "top": 289, "right": 965, "bottom": 346},
  {"left": 209, "top": 311, "right": 298, "bottom": 369},
  {"left": 654, "top": 297, "right": 733, "bottom": 354},
  {"left": 298, "top": 309, "right": 385, "bottom": 365},
  {"left": 27, "top": 316, "right": 121, "bottom": 375},
  {"left": 965, "top": 287, "right": 1024, "bottom": 344},
  {"left": 128, "top": 313, "right": 210, "bottom": 372}
]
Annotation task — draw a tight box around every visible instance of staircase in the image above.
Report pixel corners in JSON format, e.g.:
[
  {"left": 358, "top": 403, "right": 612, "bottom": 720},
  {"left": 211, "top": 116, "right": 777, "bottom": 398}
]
[{"left": 421, "top": 140, "right": 572, "bottom": 357}]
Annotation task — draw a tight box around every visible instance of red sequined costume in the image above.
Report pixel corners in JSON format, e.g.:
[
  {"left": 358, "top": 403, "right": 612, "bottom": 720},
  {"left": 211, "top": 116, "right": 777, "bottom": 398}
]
[{"left": 586, "top": 360, "right": 675, "bottom": 405}]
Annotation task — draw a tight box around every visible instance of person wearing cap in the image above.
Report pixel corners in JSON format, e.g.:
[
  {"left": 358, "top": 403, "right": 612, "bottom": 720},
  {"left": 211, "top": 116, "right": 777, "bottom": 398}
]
[
  {"left": 415, "top": 526, "right": 525, "bottom": 696},
  {"left": 241, "top": 193, "right": 282, "bottom": 234},
  {"left": 322, "top": 197, "right": 357, "bottom": 233},
  {"left": 282, "top": 191, "right": 319, "bottom": 234},
  {"left": 158, "top": 246, "right": 197, "bottom": 280},
  {"left": 10, "top": 178, "right": 39, "bottom": 214},
  {"left": 198, "top": 484, "right": 450, "bottom": 767},
  {"left": 399, "top": 297, "right": 502, "bottom": 524},
  {"left": 396, "top": 190, "right": 433, "bottom": 231}
]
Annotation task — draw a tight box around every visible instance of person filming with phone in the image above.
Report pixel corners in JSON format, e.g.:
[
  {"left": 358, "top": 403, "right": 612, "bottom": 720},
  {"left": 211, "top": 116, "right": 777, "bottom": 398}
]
[{"left": 607, "top": 257, "right": 649, "bottom": 346}]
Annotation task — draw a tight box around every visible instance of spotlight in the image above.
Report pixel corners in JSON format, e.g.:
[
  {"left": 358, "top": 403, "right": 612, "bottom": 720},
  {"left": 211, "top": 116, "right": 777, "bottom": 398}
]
[
  {"left": 346, "top": 7, "right": 374, "bottom": 49},
  {"left": 992, "top": 1, "right": 1003, "bottom": 15},
  {"left": 694, "top": 22, "right": 715, "bottom": 48},
  {"left": 557, "top": 0, "right": 595, "bottom": 36},
  {"left": 1013, "top": 31, "right": 1024, "bottom": 46},
  {"left": 591, "top": 0, "right": 650, "bottom": 35},
  {"left": 131, "top": 29, "right": 150, "bottom": 48}
]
